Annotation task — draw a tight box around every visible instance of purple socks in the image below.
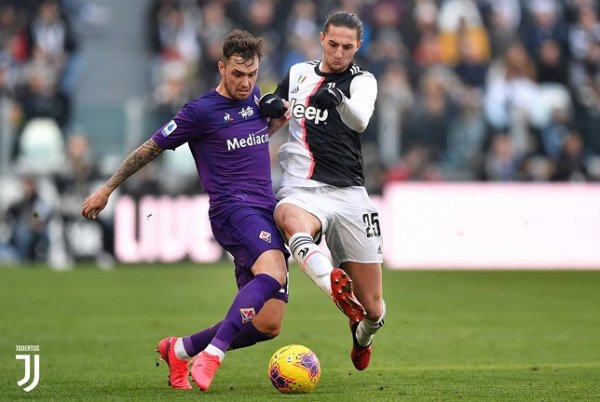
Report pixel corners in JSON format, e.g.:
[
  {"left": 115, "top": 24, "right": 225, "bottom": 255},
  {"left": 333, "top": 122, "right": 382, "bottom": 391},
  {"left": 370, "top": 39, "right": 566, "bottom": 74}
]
[{"left": 183, "top": 273, "right": 281, "bottom": 356}]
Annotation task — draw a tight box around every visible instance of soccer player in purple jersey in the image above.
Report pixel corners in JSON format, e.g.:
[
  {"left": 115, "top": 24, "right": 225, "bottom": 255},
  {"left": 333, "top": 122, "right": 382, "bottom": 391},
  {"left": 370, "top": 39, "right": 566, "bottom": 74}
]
[{"left": 82, "top": 30, "right": 289, "bottom": 392}]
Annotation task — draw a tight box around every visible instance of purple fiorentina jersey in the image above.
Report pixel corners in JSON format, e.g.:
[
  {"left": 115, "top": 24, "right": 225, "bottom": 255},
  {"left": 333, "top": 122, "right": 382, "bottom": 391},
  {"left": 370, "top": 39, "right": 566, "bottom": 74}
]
[{"left": 151, "top": 87, "right": 275, "bottom": 212}]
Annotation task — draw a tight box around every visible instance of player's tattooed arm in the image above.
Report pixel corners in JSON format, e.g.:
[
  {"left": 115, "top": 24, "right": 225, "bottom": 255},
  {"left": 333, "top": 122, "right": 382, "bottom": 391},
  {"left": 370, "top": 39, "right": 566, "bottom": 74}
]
[
  {"left": 82, "top": 139, "right": 164, "bottom": 220},
  {"left": 105, "top": 139, "right": 164, "bottom": 191}
]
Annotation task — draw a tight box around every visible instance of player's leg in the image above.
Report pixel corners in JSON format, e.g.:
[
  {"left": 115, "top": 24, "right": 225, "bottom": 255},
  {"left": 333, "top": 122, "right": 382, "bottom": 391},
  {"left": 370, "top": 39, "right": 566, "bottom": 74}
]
[
  {"left": 342, "top": 262, "right": 386, "bottom": 371},
  {"left": 328, "top": 187, "right": 385, "bottom": 370},
  {"left": 275, "top": 194, "right": 364, "bottom": 322},
  {"left": 159, "top": 294, "right": 285, "bottom": 390},
  {"left": 180, "top": 298, "right": 286, "bottom": 357},
  {"left": 342, "top": 262, "right": 384, "bottom": 321},
  {"left": 275, "top": 202, "right": 331, "bottom": 293},
  {"left": 191, "top": 249, "right": 286, "bottom": 390}
]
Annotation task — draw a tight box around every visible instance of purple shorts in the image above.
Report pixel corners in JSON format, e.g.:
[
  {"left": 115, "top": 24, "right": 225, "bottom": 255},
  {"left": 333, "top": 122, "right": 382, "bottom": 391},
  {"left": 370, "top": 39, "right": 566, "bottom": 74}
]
[{"left": 210, "top": 205, "right": 289, "bottom": 302}]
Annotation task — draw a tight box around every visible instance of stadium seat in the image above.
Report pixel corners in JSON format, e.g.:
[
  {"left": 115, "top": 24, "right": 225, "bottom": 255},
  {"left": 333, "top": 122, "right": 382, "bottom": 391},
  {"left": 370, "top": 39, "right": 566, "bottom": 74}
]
[{"left": 16, "top": 118, "right": 66, "bottom": 175}]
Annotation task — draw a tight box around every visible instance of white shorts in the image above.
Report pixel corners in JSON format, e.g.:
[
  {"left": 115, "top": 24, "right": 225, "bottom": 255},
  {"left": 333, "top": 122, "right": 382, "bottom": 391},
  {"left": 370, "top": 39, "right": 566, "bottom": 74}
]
[{"left": 276, "top": 186, "right": 384, "bottom": 266}]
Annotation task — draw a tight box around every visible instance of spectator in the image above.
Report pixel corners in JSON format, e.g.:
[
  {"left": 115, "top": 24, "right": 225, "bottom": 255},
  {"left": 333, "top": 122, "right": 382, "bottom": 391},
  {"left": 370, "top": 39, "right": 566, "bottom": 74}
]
[
  {"left": 551, "top": 129, "right": 589, "bottom": 181},
  {"left": 438, "top": 0, "right": 491, "bottom": 68},
  {"left": 25, "top": 0, "right": 79, "bottom": 95},
  {"left": 384, "top": 143, "right": 443, "bottom": 183},
  {"left": 53, "top": 133, "right": 113, "bottom": 265},
  {"left": 483, "top": 132, "right": 521, "bottom": 181},
  {"left": 3, "top": 175, "right": 53, "bottom": 263},
  {"left": 402, "top": 69, "right": 455, "bottom": 161},
  {"left": 484, "top": 40, "right": 539, "bottom": 157},
  {"left": 484, "top": 0, "right": 522, "bottom": 55},
  {"left": 444, "top": 86, "right": 488, "bottom": 179}
]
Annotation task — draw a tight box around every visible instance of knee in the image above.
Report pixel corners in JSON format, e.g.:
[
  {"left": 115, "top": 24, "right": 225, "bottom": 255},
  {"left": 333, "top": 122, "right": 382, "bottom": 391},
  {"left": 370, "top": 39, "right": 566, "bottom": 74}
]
[
  {"left": 363, "top": 297, "right": 385, "bottom": 322},
  {"left": 258, "top": 319, "right": 282, "bottom": 339},
  {"left": 268, "top": 270, "right": 287, "bottom": 287},
  {"left": 275, "top": 208, "right": 310, "bottom": 240},
  {"left": 278, "top": 215, "right": 299, "bottom": 240}
]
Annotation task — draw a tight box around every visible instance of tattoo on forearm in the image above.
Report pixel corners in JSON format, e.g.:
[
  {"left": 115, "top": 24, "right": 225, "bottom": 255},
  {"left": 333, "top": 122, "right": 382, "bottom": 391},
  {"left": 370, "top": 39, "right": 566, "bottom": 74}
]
[{"left": 105, "top": 139, "right": 163, "bottom": 191}]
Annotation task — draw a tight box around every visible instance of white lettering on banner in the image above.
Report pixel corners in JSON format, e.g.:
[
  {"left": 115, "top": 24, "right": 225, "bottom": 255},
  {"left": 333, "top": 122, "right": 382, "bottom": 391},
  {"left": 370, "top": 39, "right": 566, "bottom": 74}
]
[
  {"left": 114, "top": 195, "right": 222, "bottom": 263},
  {"left": 113, "top": 185, "right": 600, "bottom": 269}
]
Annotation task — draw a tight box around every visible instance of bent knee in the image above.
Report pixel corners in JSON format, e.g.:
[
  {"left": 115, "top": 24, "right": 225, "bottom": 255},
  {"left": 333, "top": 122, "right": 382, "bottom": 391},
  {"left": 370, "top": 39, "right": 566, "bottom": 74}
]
[
  {"left": 363, "top": 297, "right": 384, "bottom": 321},
  {"left": 257, "top": 320, "right": 282, "bottom": 339},
  {"left": 267, "top": 270, "right": 287, "bottom": 287}
]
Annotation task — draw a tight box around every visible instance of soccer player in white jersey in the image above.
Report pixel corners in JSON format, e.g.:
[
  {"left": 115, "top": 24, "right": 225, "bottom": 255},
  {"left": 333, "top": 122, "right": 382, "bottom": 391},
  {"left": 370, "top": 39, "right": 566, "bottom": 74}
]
[{"left": 260, "top": 11, "right": 386, "bottom": 370}]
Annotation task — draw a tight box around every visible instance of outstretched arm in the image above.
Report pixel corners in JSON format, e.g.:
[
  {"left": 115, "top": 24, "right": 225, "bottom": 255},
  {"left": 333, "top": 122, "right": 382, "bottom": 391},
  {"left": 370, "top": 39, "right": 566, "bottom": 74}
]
[{"left": 81, "top": 139, "right": 164, "bottom": 220}]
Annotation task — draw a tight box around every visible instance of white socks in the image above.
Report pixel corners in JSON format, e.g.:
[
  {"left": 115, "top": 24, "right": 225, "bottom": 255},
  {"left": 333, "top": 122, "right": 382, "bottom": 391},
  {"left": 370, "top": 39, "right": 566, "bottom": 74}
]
[
  {"left": 356, "top": 300, "right": 386, "bottom": 347},
  {"left": 174, "top": 337, "right": 190, "bottom": 360},
  {"left": 205, "top": 344, "right": 225, "bottom": 362},
  {"left": 288, "top": 232, "right": 333, "bottom": 296}
]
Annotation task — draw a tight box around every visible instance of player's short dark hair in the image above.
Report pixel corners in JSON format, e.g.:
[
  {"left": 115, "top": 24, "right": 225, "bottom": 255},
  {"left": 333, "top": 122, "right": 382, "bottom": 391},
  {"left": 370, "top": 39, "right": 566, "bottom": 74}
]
[
  {"left": 222, "top": 29, "right": 264, "bottom": 61},
  {"left": 324, "top": 11, "right": 363, "bottom": 40}
]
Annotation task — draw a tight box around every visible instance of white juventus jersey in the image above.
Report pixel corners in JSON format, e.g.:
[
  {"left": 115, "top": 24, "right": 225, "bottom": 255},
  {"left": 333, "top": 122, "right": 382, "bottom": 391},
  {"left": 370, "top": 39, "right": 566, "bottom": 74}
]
[{"left": 275, "top": 60, "right": 377, "bottom": 188}]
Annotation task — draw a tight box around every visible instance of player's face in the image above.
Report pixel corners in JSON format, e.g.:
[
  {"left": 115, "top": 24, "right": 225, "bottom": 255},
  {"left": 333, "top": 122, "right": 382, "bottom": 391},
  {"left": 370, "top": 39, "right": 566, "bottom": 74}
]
[
  {"left": 218, "top": 55, "right": 259, "bottom": 100},
  {"left": 320, "top": 25, "right": 361, "bottom": 73}
]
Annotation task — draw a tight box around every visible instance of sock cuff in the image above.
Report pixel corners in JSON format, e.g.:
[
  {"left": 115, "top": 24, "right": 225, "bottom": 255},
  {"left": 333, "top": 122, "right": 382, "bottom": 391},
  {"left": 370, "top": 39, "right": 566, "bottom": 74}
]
[
  {"left": 176, "top": 337, "right": 191, "bottom": 360},
  {"left": 254, "top": 273, "right": 283, "bottom": 291},
  {"left": 365, "top": 299, "right": 386, "bottom": 328},
  {"left": 288, "top": 232, "right": 313, "bottom": 253}
]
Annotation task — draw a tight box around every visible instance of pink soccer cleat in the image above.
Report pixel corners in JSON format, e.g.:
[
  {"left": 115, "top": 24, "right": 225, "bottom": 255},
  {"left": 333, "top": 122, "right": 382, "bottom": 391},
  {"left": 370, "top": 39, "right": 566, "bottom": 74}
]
[
  {"left": 331, "top": 267, "right": 366, "bottom": 323},
  {"left": 350, "top": 321, "right": 372, "bottom": 370},
  {"left": 190, "top": 351, "right": 221, "bottom": 391},
  {"left": 156, "top": 337, "right": 192, "bottom": 389}
]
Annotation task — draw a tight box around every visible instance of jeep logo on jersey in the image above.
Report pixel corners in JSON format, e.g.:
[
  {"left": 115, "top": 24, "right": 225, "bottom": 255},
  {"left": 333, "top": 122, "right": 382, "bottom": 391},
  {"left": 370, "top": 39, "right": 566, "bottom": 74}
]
[{"left": 290, "top": 98, "right": 328, "bottom": 125}]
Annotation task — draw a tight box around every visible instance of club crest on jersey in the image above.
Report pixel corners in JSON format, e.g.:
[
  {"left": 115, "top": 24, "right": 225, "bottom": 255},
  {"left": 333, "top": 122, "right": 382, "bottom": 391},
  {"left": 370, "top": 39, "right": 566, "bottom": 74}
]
[
  {"left": 224, "top": 113, "right": 233, "bottom": 122},
  {"left": 239, "top": 307, "right": 256, "bottom": 323},
  {"left": 238, "top": 106, "right": 254, "bottom": 119},
  {"left": 291, "top": 75, "right": 307, "bottom": 93},
  {"left": 290, "top": 98, "right": 328, "bottom": 124},
  {"left": 259, "top": 230, "right": 272, "bottom": 243},
  {"left": 160, "top": 120, "right": 177, "bottom": 137}
]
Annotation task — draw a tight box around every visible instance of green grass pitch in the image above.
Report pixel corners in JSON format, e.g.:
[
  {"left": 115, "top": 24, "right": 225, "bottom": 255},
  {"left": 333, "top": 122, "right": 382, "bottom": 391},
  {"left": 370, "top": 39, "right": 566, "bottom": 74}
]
[{"left": 1, "top": 263, "right": 599, "bottom": 401}]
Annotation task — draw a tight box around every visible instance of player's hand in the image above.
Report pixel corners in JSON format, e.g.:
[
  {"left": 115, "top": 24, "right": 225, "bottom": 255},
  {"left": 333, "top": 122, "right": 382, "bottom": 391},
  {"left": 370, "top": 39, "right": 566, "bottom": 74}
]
[
  {"left": 81, "top": 186, "right": 111, "bottom": 220},
  {"left": 310, "top": 87, "right": 344, "bottom": 109},
  {"left": 260, "top": 94, "right": 288, "bottom": 118}
]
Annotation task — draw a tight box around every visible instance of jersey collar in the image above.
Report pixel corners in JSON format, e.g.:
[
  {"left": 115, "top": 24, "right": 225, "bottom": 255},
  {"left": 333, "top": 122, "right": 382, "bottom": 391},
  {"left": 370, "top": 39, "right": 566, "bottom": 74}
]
[{"left": 315, "top": 61, "right": 355, "bottom": 78}]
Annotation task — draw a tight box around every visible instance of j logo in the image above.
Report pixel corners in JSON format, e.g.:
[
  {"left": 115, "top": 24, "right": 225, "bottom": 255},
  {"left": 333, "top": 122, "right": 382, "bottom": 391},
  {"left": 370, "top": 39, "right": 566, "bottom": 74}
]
[{"left": 16, "top": 345, "right": 40, "bottom": 392}]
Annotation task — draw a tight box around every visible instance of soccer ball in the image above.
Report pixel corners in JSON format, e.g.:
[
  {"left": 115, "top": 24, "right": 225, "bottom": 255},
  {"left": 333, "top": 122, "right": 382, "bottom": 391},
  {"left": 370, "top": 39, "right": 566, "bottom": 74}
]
[{"left": 268, "top": 344, "right": 321, "bottom": 394}]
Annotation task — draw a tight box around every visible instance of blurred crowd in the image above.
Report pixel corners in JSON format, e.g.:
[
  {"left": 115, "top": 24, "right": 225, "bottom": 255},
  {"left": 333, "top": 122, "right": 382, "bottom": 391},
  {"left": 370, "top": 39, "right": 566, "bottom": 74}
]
[
  {"left": 145, "top": 0, "right": 600, "bottom": 192},
  {"left": 1, "top": 0, "right": 600, "bottom": 267}
]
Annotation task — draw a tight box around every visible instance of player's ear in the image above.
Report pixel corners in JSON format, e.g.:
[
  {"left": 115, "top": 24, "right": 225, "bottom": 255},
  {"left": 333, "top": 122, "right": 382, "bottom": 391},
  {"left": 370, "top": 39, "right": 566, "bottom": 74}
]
[
  {"left": 356, "top": 39, "right": 362, "bottom": 52},
  {"left": 218, "top": 60, "right": 226, "bottom": 76}
]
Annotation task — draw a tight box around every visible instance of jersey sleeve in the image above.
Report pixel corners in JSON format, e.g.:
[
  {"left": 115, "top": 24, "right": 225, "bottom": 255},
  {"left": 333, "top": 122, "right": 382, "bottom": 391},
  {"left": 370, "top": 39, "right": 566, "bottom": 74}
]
[
  {"left": 151, "top": 104, "right": 203, "bottom": 150},
  {"left": 337, "top": 72, "right": 378, "bottom": 133},
  {"left": 274, "top": 72, "right": 290, "bottom": 101}
]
